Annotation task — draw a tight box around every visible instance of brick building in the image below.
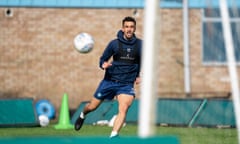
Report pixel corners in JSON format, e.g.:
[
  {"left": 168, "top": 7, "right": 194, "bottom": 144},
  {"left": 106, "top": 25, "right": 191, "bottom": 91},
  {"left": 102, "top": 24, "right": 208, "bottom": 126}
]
[{"left": 0, "top": 1, "right": 238, "bottom": 112}]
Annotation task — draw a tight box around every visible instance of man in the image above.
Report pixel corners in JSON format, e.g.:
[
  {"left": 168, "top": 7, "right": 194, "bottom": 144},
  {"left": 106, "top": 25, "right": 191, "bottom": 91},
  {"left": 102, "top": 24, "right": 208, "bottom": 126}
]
[{"left": 74, "top": 16, "right": 142, "bottom": 138}]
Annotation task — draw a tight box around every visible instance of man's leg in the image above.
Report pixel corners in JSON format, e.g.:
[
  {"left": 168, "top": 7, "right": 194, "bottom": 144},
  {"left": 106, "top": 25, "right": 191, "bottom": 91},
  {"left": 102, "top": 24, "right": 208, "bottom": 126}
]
[
  {"left": 75, "top": 97, "right": 102, "bottom": 131},
  {"left": 110, "top": 94, "right": 134, "bottom": 137}
]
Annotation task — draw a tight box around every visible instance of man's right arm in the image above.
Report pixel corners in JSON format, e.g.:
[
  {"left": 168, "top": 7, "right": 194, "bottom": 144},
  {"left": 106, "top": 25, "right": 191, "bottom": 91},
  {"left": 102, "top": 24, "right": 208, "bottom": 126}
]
[{"left": 99, "top": 41, "right": 115, "bottom": 70}]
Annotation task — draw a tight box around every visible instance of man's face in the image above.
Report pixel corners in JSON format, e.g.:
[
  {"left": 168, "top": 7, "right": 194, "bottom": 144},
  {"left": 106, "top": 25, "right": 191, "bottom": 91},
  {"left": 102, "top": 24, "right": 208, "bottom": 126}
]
[{"left": 122, "top": 21, "right": 136, "bottom": 40}]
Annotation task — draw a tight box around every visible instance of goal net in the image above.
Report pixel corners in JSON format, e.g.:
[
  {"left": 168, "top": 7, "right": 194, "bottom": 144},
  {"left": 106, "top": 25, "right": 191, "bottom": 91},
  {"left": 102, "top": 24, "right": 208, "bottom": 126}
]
[{"left": 139, "top": 0, "right": 240, "bottom": 143}]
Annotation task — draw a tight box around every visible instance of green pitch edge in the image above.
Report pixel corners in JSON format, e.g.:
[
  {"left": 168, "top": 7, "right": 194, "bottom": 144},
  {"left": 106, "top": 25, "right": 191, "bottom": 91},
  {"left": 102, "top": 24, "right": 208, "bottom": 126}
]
[{"left": 0, "top": 136, "right": 179, "bottom": 144}]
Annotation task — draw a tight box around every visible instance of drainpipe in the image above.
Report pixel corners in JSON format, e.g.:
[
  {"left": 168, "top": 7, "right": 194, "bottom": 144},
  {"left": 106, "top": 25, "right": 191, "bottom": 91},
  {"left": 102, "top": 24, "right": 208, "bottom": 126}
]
[{"left": 183, "top": 0, "right": 191, "bottom": 96}]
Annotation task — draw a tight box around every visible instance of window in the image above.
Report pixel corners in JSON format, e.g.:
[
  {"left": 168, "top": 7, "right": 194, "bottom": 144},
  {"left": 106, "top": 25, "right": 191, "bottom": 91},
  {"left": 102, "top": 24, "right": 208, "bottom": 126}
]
[{"left": 202, "top": 7, "right": 240, "bottom": 64}]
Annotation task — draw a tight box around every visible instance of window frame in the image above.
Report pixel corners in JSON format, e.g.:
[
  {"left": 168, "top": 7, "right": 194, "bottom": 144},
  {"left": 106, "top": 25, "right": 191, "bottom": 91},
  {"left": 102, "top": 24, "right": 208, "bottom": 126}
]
[{"left": 201, "top": 8, "right": 240, "bottom": 66}]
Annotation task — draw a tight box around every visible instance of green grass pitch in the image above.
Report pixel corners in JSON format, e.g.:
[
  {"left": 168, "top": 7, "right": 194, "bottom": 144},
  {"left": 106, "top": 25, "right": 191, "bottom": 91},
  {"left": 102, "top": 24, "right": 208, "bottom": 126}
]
[{"left": 0, "top": 124, "right": 237, "bottom": 144}]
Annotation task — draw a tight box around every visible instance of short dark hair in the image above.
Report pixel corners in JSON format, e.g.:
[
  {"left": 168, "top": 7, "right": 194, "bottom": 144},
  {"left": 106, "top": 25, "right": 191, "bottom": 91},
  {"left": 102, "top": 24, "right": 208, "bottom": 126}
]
[{"left": 122, "top": 16, "right": 136, "bottom": 26}]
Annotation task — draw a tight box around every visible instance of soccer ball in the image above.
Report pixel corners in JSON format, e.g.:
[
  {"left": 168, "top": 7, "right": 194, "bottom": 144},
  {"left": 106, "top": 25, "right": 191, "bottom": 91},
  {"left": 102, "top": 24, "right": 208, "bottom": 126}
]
[
  {"left": 38, "top": 114, "right": 49, "bottom": 127},
  {"left": 73, "top": 32, "right": 94, "bottom": 53}
]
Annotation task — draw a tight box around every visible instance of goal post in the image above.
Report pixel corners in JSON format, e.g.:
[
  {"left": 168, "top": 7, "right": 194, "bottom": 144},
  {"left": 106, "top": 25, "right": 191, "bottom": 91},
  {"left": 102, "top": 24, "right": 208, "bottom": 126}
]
[
  {"left": 138, "top": 0, "right": 160, "bottom": 138},
  {"left": 220, "top": 0, "right": 240, "bottom": 143}
]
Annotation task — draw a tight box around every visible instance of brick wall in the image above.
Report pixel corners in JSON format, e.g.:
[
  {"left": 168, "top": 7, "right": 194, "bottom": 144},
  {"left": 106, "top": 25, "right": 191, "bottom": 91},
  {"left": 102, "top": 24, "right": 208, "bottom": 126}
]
[{"left": 0, "top": 8, "right": 233, "bottom": 112}]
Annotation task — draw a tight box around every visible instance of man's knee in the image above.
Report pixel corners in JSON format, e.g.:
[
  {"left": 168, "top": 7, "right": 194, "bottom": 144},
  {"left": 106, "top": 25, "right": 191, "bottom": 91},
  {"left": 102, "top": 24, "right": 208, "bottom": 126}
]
[{"left": 119, "top": 103, "right": 131, "bottom": 114}]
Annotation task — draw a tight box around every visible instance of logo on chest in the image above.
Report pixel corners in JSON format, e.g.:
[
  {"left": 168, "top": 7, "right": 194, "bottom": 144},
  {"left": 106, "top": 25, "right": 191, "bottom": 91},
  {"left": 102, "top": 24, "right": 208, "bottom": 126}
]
[{"left": 120, "top": 47, "right": 135, "bottom": 60}]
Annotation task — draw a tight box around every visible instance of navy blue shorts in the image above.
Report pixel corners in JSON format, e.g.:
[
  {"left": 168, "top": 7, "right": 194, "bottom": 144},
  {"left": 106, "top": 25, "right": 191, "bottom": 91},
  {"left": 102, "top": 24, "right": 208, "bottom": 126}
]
[{"left": 94, "top": 80, "right": 135, "bottom": 100}]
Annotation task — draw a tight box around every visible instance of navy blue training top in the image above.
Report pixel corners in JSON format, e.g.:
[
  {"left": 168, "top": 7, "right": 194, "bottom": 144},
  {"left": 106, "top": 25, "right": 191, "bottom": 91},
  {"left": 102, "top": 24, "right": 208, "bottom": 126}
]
[{"left": 99, "top": 30, "right": 142, "bottom": 84}]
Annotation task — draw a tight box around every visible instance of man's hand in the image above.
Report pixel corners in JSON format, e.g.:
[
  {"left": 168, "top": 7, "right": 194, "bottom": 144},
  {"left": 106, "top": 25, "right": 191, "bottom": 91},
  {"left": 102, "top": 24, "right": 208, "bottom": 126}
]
[
  {"left": 135, "top": 77, "right": 141, "bottom": 85},
  {"left": 102, "top": 62, "right": 112, "bottom": 69}
]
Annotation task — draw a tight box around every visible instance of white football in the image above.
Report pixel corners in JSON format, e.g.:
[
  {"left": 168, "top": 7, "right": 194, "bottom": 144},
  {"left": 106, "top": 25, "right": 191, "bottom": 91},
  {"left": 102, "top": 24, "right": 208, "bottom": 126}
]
[
  {"left": 38, "top": 115, "right": 49, "bottom": 127},
  {"left": 73, "top": 32, "right": 94, "bottom": 53}
]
